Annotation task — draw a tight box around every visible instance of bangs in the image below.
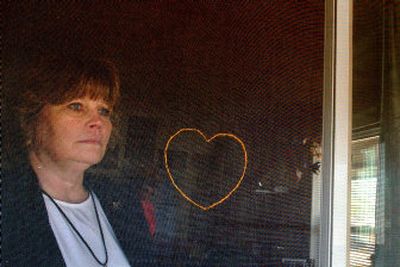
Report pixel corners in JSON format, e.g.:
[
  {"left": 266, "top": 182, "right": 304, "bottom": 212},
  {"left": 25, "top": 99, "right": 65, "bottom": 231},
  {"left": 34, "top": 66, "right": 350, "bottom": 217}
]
[
  {"left": 53, "top": 59, "right": 120, "bottom": 109},
  {"left": 62, "top": 79, "right": 119, "bottom": 109}
]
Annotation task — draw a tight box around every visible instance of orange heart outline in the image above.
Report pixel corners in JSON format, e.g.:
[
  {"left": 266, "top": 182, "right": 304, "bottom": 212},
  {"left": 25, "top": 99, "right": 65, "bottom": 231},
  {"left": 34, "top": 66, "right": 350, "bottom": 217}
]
[{"left": 164, "top": 128, "right": 248, "bottom": 211}]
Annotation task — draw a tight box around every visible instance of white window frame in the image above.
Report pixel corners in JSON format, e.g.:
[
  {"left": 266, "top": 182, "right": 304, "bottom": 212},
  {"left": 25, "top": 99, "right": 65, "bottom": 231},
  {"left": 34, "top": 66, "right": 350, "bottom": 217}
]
[{"left": 320, "top": 0, "right": 352, "bottom": 266}]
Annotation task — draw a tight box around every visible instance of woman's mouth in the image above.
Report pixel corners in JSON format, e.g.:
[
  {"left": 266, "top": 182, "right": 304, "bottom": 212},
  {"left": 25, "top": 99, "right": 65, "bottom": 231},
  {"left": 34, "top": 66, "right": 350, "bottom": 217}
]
[{"left": 78, "top": 139, "right": 102, "bottom": 145}]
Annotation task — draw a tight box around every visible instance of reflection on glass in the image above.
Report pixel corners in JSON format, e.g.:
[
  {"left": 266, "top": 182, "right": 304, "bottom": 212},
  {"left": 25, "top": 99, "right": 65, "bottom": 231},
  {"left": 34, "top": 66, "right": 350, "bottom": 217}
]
[{"left": 351, "top": 1, "right": 399, "bottom": 266}]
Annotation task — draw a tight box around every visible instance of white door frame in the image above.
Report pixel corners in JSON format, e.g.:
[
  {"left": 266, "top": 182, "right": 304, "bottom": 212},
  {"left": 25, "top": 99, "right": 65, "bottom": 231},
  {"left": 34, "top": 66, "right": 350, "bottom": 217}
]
[{"left": 320, "top": 0, "right": 352, "bottom": 266}]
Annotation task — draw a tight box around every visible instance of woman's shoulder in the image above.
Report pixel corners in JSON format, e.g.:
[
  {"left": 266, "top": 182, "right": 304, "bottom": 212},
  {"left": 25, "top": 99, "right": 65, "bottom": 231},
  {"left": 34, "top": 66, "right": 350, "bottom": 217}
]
[
  {"left": 85, "top": 172, "right": 142, "bottom": 199},
  {"left": 3, "top": 164, "right": 41, "bottom": 204},
  {"left": 2, "top": 164, "right": 65, "bottom": 267},
  {"left": 84, "top": 171, "right": 146, "bottom": 225},
  {"left": 84, "top": 172, "right": 157, "bottom": 265}
]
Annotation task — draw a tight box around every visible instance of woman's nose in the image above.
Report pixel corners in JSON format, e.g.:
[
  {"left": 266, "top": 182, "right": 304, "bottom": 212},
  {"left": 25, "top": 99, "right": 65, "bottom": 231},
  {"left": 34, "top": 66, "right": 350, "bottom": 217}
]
[{"left": 87, "top": 110, "right": 104, "bottom": 129}]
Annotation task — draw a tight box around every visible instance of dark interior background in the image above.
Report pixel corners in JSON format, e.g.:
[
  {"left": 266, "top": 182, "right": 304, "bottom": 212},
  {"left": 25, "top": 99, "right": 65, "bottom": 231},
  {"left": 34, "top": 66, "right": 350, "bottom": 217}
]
[
  {"left": 353, "top": 0, "right": 383, "bottom": 132},
  {"left": 3, "top": 2, "right": 325, "bottom": 265}
]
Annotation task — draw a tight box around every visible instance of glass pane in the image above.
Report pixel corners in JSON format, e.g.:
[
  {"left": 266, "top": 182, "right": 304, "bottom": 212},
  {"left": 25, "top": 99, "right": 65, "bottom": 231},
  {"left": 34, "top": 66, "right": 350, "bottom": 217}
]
[
  {"left": 352, "top": 1, "right": 400, "bottom": 266},
  {"left": 3, "top": 2, "right": 325, "bottom": 266},
  {"left": 351, "top": 137, "right": 380, "bottom": 266}
]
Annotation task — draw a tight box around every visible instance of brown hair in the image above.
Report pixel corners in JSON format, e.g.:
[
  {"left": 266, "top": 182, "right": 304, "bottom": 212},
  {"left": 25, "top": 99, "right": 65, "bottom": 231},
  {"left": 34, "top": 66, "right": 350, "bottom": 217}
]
[{"left": 18, "top": 54, "right": 121, "bottom": 148}]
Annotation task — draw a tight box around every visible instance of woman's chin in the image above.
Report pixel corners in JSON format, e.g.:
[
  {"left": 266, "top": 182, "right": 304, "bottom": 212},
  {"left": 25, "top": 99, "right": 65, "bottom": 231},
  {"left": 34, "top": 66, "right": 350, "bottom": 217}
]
[{"left": 71, "top": 153, "right": 105, "bottom": 168}]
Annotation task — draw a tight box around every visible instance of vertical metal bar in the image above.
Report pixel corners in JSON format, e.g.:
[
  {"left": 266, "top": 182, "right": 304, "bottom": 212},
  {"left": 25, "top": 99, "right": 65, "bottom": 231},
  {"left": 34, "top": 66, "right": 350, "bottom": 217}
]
[
  {"left": 320, "top": 0, "right": 336, "bottom": 265},
  {"left": 332, "top": 0, "right": 352, "bottom": 266},
  {"left": 321, "top": 0, "right": 352, "bottom": 266}
]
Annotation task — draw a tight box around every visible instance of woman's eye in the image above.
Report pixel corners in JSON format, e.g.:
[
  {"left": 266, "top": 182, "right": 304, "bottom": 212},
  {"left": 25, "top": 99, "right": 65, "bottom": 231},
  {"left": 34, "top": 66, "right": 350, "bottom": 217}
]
[
  {"left": 67, "top": 102, "right": 83, "bottom": 111},
  {"left": 99, "top": 107, "right": 111, "bottom": 117}
]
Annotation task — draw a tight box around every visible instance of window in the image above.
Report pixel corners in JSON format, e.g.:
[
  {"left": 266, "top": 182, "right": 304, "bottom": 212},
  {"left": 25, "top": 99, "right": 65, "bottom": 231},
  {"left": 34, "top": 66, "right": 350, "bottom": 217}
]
[
  {"left": 350, "top": 0, "right": 400, "bottom": 266},
  {"left": 350, "top": 136, "right": 380, "bottom": 266}
]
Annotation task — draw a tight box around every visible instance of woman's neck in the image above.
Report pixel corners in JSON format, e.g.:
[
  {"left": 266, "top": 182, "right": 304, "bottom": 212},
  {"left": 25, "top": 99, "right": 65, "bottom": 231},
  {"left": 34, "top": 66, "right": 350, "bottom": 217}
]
[{"left": 29, "top": 151, "right": 89, "bottom": 203}]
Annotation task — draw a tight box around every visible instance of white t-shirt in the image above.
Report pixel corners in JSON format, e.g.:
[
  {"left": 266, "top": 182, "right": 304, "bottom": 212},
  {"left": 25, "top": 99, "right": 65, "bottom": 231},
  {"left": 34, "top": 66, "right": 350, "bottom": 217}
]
[{"left": 43, "top": 192, "right": 130, "bottom": 267}]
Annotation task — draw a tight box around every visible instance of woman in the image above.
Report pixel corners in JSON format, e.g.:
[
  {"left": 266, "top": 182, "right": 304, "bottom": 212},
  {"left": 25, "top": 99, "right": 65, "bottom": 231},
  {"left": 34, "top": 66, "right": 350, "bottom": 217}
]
[{"left": 3, "top": 54, "right": 154, "bottom": 266}]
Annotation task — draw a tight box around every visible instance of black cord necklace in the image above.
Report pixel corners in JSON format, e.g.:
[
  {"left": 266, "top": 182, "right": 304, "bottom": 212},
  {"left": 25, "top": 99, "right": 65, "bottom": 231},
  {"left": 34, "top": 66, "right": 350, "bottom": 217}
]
[{"left": 42, "top": 189, "right": 108, "bottom": 267}]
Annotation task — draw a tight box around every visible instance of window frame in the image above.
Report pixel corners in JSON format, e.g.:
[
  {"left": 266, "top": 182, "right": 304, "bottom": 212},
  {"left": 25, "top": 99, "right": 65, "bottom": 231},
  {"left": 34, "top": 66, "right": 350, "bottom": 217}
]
[{"left": 321, "top": 0, "right": 353, "bottom": 266}]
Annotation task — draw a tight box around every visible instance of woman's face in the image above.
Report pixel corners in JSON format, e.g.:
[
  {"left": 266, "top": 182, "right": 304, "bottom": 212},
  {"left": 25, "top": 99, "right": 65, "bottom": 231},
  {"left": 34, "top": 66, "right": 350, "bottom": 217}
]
[{"left": 34, "top": 97, "right": 113, "bottom": 168}]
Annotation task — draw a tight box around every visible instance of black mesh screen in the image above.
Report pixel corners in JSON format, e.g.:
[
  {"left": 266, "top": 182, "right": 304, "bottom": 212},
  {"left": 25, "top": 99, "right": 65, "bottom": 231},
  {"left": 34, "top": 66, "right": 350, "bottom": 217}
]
[{"left": 3, "top": 2, "right": 324, "bottom": 266}]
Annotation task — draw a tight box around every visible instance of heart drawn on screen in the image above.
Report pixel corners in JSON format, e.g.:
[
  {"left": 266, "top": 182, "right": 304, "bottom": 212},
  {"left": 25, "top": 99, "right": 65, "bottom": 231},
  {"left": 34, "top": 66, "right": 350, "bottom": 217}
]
[{"left": 164, "top": 128, "right": 248, "bottom": 211}]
